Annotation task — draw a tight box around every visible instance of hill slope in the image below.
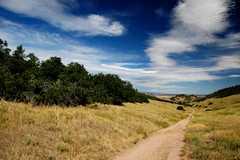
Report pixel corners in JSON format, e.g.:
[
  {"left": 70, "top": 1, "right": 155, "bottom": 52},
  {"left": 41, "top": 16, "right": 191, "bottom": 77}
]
[
  {"left": 206, "top": 85, "right": 240, "bottom": 99},
  {"left": 0, "top": 100, "right": 188, "bottom": 160},
  {"left": 184, "top": 94, "right": 240, "bottom": 159}
]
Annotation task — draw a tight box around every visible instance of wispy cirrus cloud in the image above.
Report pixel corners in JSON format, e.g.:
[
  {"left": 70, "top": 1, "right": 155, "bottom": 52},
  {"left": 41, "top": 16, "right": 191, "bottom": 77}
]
[{"left": 0, "top": 0, "right": 125, "bottom": 36}]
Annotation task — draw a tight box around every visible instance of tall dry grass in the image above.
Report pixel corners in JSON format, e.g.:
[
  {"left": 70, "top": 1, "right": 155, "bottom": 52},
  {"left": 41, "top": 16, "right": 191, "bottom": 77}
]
[
  {"left": 184, "top": 95, "right": 240, "bottom": 160},
  {"left": 0, "top": 100, "right": 187, "bottom": 160}
]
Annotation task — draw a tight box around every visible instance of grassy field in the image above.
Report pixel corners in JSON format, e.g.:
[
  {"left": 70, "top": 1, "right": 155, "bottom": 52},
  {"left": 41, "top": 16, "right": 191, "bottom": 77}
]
[
  {"left": 0, "top": 100, "right": 188, "bottom": 160},
  {"left": 184, "top": 94, "right": 240, "bottom": 160}
]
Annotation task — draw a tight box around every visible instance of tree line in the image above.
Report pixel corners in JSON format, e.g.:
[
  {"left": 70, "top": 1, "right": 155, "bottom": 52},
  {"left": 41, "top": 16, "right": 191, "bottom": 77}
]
[{"left": 0, "top": 38, "right": 149, "bottom": 106}]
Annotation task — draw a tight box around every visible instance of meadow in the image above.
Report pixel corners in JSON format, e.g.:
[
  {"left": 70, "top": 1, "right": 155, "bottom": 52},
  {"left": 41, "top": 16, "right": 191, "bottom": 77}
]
[
  {"left": 0, "top": 100, "right": 188, "bottom": 160},
  {"left": 184, "top": 95, "right": 240, "bottom": 160}
]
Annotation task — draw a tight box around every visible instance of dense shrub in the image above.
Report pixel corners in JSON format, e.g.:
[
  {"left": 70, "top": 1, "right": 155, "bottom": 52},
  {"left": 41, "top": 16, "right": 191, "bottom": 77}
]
[{"left": 0, "top": 38, "right": 149, "bottom": 106}]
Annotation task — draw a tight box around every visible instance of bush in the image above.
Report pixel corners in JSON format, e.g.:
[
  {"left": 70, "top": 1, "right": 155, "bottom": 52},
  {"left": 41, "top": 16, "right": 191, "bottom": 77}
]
[
  {"left": 208, "top": 102, "right": 213, "bottom": 105},
  {"left": 176, "top": 106, "right": 185, "bottom": 111}
]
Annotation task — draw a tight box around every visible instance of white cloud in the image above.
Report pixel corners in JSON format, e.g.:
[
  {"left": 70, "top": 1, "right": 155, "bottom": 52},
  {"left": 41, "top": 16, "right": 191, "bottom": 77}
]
[
  {"left": 214, "top": 54, "right": 240, "bottom": 71},
  {"left": 147, "top": 0, "right": 229, "bottom": 67},
  {"left": 141, "top": 0, "right": 240, "bottom": 92},
  {"left": 174, "top": 0, "right": 228, "bottom": 33},
  {"left": 0, "top": 0, "right": 125, "bottom": 36},
  {"left": 146, "top": 37, "right": 194, "bottom": 66},
  {"left": 215, "top": 33, "right": 240, "bottom": 49},
  {"left": 101, "top": 64, "right": 157, "bottom": 74}
]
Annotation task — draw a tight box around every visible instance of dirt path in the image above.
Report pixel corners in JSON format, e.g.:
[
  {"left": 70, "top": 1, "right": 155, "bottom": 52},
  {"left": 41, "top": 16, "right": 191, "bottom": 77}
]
[{"left": 113, "top": 114, "right": 192, "bottom": 160}]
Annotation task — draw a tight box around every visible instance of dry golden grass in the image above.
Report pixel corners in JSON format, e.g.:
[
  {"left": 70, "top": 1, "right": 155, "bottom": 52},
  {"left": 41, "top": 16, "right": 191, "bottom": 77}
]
[
  {"left": 0, "top": 100, "right": 188, "bottom": 160},
  {"left": 185, "top": 95, "right": 240, "bottom": 160}
]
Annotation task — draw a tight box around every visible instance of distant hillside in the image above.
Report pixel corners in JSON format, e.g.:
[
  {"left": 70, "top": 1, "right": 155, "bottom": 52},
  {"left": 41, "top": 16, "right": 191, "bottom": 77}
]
[
  {"left": 170, "top": 94, "right": 198, "bottom": 105},
  {"left": 206, "top": 85, "right": 240, "bottom": 99},
  {"left": 146, "top": 92, "right": 176, "bottom": 97}
]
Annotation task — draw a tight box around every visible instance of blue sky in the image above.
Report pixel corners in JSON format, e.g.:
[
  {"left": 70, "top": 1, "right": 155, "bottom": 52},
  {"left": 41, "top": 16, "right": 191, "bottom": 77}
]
[{"left": 0, "top": 0, "right": 239, "bottom": 94}]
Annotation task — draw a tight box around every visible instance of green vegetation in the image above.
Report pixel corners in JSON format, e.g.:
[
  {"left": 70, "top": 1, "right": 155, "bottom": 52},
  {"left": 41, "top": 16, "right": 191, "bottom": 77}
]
[
  {"left": 184, "top": 95, "right": 240, "bottom": 160},
  {"left": 0, "top": 38, "right": 148, "bottom": 106}
]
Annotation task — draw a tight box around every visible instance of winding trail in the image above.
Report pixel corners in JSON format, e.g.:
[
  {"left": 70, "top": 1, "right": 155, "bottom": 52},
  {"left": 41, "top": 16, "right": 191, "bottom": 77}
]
[{"left": 113, "top": 114, "right": 192, "bottom": 160}]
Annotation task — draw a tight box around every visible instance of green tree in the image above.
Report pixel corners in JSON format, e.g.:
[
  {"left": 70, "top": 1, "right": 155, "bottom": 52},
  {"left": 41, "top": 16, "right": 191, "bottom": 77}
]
[
  {"left": 60, "top": 62, "right": 88, "bottom": 83},
  {"left": 40, "top": 57, "right": 65, "bottom": 81}
]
